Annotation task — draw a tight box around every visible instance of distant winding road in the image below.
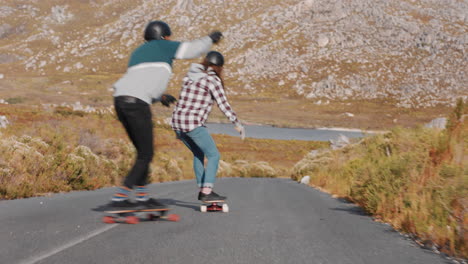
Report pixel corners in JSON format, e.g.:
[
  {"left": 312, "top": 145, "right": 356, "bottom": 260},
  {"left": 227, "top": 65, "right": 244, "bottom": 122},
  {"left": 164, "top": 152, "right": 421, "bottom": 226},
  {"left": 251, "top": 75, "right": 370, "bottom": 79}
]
[
  {"left": 0, "top": 178, "right": 447, "bottom": 264},
  {"left": 206, "top": 123, "right": 369, "bottom": 141}
]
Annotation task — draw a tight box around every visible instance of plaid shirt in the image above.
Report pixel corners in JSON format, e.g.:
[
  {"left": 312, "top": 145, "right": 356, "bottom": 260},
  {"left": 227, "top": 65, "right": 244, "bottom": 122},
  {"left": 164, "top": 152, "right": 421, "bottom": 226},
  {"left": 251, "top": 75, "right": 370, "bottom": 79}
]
[{"left": 171, "top": 67, "right": 240, "bottom": 132}]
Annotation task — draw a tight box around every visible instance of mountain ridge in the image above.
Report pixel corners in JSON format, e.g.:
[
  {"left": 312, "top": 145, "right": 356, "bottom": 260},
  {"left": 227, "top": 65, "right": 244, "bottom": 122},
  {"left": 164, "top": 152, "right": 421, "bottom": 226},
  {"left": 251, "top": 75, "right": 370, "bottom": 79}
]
[{"left": 0, "top": 0, "right": 466, "bottom": 109}]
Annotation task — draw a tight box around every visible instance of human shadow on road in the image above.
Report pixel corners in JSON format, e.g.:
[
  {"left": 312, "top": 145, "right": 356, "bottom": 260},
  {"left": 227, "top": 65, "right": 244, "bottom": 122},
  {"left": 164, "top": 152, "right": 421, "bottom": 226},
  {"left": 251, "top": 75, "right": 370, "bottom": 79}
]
[
  {"left": 329, "top": 198, "right": 370, "bottom": 217},
  {"left": 330, "top": 206, "right": 369, "bottom": 216},
  {"left": 91, "top": 204, "right": 110, "bottom": 212},
  {"left": 90, "top": 198, "right": 200, "bottom": 212},
  {"left": 158, "top": 198, "right": 200, "bottom": 211}
]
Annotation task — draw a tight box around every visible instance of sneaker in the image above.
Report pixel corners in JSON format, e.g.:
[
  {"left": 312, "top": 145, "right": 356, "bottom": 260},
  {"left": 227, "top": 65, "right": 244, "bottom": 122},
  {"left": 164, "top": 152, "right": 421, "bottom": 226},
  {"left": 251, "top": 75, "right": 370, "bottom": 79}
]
[
  {"left": 200, "top": 191, "right": 226, "bottom": 202},
  {"left": 105, "top": 199, "right": 141, "bottom": 212},
  {"left": 197, "top": 192, "right": 202, "bottom": 201},
  {"left": 138, "top": 198, "right": 167, "bottom": 209}
]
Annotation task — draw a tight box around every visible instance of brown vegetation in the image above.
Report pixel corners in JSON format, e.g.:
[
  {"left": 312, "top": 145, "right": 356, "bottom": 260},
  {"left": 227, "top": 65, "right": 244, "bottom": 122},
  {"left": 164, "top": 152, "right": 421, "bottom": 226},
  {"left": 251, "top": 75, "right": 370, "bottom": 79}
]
[
  {"left": 0, "top": 103, "right": 325, "bottom": 200},
  {"left": 291, "top": 99, "right": 467, "bottom": 258}
]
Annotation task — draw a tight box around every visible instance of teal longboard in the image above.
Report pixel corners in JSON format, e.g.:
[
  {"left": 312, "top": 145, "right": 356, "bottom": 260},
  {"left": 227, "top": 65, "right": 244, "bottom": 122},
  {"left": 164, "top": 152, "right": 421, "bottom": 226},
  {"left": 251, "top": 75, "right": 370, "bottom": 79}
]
[
  {"left": 200, "top": 200, "right": 229, "bottom": 213},
  {"left": 102, "top": 207, "right": 180, "bottom": 224}
]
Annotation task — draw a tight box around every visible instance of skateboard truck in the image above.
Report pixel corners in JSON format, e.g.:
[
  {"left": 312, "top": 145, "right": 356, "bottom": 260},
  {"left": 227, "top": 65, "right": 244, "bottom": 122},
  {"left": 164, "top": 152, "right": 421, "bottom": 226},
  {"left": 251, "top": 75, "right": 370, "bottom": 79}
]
[{"left": 200, "top": 201, "right": 229, "bottom": 213}]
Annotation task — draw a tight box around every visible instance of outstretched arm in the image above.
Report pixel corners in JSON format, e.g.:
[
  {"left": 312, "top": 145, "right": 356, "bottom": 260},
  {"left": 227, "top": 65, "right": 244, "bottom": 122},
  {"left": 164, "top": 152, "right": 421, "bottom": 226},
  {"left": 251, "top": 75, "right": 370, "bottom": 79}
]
[
  {"left": 174, "top": 31, "right": 223, "bottom": 59},
  {"left": 208, "top": 77, "right": 241, "bottom": 126},
  {"left": 208, "top": 77, "right": 245, "bottom": 140}
]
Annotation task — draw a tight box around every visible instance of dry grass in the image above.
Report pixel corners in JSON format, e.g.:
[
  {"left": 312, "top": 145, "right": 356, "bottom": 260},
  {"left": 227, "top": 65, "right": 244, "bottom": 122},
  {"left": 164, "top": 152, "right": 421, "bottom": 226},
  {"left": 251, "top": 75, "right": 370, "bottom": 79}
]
[
  {"left": 0, "top": 103, "right": 324, "bottom": 199},
  {"left": 291, "top": 99, "right": 468, "bottom": 258}
]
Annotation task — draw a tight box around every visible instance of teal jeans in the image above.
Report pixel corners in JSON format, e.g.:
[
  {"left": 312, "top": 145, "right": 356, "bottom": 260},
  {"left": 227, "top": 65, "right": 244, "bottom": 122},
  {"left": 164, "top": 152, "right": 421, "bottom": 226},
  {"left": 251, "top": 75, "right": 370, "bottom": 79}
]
[{"left": 176, "top": 126, "right": 220, "bottom": 188}]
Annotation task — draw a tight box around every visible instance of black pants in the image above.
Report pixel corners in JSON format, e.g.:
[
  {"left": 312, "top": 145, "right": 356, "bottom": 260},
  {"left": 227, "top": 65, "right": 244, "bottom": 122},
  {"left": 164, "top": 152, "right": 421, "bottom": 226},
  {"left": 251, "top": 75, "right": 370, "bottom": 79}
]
[{"left": 114, "top": 96, "right": 153, "bottom": 188}]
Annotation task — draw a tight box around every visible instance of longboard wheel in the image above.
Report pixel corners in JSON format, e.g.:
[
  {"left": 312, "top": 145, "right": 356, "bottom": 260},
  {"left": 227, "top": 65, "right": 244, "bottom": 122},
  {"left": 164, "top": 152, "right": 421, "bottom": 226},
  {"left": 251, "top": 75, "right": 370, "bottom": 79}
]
[
  {"left": 200, "top": 205, "right": 207, "bottom": 213},
  {"left": 222, "top": 204, "right": 229, "bottom": 213},
  {"left": 102, "top": 216, "right": 115, "bottom": 224},
  {"left": 167, "top": 214, "right": 180, "bottom": 222},
  {"left": 125, "top": 216, "right": 139, "bottom": 224}
]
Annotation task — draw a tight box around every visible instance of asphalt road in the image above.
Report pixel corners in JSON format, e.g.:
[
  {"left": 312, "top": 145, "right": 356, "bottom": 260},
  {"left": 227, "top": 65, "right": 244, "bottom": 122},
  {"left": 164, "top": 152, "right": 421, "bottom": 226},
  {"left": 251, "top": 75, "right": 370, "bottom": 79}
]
[{"left": 1, "top": 178, "right": 447, "bottom": 264}]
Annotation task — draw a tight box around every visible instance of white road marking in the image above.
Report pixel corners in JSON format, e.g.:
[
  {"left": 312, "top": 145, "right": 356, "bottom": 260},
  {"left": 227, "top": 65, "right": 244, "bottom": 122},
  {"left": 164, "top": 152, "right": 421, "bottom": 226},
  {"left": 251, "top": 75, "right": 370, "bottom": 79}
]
[{"left": 18, "top": 224, "right": 117, "bottom": 264}]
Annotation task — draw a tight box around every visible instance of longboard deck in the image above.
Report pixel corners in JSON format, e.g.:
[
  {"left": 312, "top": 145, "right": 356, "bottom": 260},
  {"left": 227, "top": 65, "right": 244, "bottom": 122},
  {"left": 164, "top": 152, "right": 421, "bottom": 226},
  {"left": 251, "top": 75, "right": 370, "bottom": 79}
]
[
  {"left": 104, "top": 207, "right": 170, "bottom": 214},
  {"left": 102, "top": 207, "right": 179, "bottom": 224},
  {"left": 201, "top": 200, "right": 225, "bottom": 204}
]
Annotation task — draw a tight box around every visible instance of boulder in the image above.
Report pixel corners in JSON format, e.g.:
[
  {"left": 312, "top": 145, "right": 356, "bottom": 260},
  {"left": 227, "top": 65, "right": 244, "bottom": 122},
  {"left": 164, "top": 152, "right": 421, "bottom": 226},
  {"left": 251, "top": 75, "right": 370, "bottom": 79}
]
[
  {"left": 317, "top": 35, "right": 329, "bottom": 47},
  {"left": 0, "top": 24, "right": 12, "bottom": 39},
  {"left": 0, "top": 116, "right": 9, "bottom": 128},
  {"left": 330, "top": 134, "right": 350, "bottom": 150},
  {"left": 300, "top": 175, "right": 310, "bottom": 184}
]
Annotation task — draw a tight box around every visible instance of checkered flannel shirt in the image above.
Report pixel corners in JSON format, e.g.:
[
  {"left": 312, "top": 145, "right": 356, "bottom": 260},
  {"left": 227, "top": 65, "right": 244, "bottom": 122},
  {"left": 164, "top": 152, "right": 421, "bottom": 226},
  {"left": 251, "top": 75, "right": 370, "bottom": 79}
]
[{"left": 171, "top": 71, "right": 240, "bottom": 132}]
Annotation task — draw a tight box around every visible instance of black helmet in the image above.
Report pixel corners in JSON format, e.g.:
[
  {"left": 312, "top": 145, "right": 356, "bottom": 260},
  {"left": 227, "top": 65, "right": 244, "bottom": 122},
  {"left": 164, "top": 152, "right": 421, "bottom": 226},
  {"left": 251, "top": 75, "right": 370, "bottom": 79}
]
[
  {"left": 144, "top": 21, "right": 171, "bottom": 41},
  {"left": 205, "top": 51, "right": 224, "bottom": 67}
]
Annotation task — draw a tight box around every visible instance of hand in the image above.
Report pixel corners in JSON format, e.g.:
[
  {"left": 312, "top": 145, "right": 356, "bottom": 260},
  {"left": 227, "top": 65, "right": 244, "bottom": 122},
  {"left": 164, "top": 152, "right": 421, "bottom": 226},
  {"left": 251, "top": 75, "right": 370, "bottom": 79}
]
[
  {"left": 235, "top": 124, "right": 245, "bottom": 140},
  {"left": 160, "top": 94, "right": 177, "bottom": 107},
  {"left": 209, "top": 31, "right": 223, "bottom": 44}
]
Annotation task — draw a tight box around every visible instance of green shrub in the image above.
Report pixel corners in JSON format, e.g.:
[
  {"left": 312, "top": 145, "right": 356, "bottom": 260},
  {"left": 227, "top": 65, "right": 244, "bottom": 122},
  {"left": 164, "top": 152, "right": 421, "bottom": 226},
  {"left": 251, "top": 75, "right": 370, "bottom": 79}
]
[{"left": 5, "top": 97, "right": 25, "bottom": 104}]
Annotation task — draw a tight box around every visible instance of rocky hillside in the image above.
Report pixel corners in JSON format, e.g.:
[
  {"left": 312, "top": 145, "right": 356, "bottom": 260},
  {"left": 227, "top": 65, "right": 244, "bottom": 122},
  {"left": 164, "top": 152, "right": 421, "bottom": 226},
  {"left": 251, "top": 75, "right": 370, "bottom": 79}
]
[{"left": 0, "top": 0, "right": 466, "bottom": 108}]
